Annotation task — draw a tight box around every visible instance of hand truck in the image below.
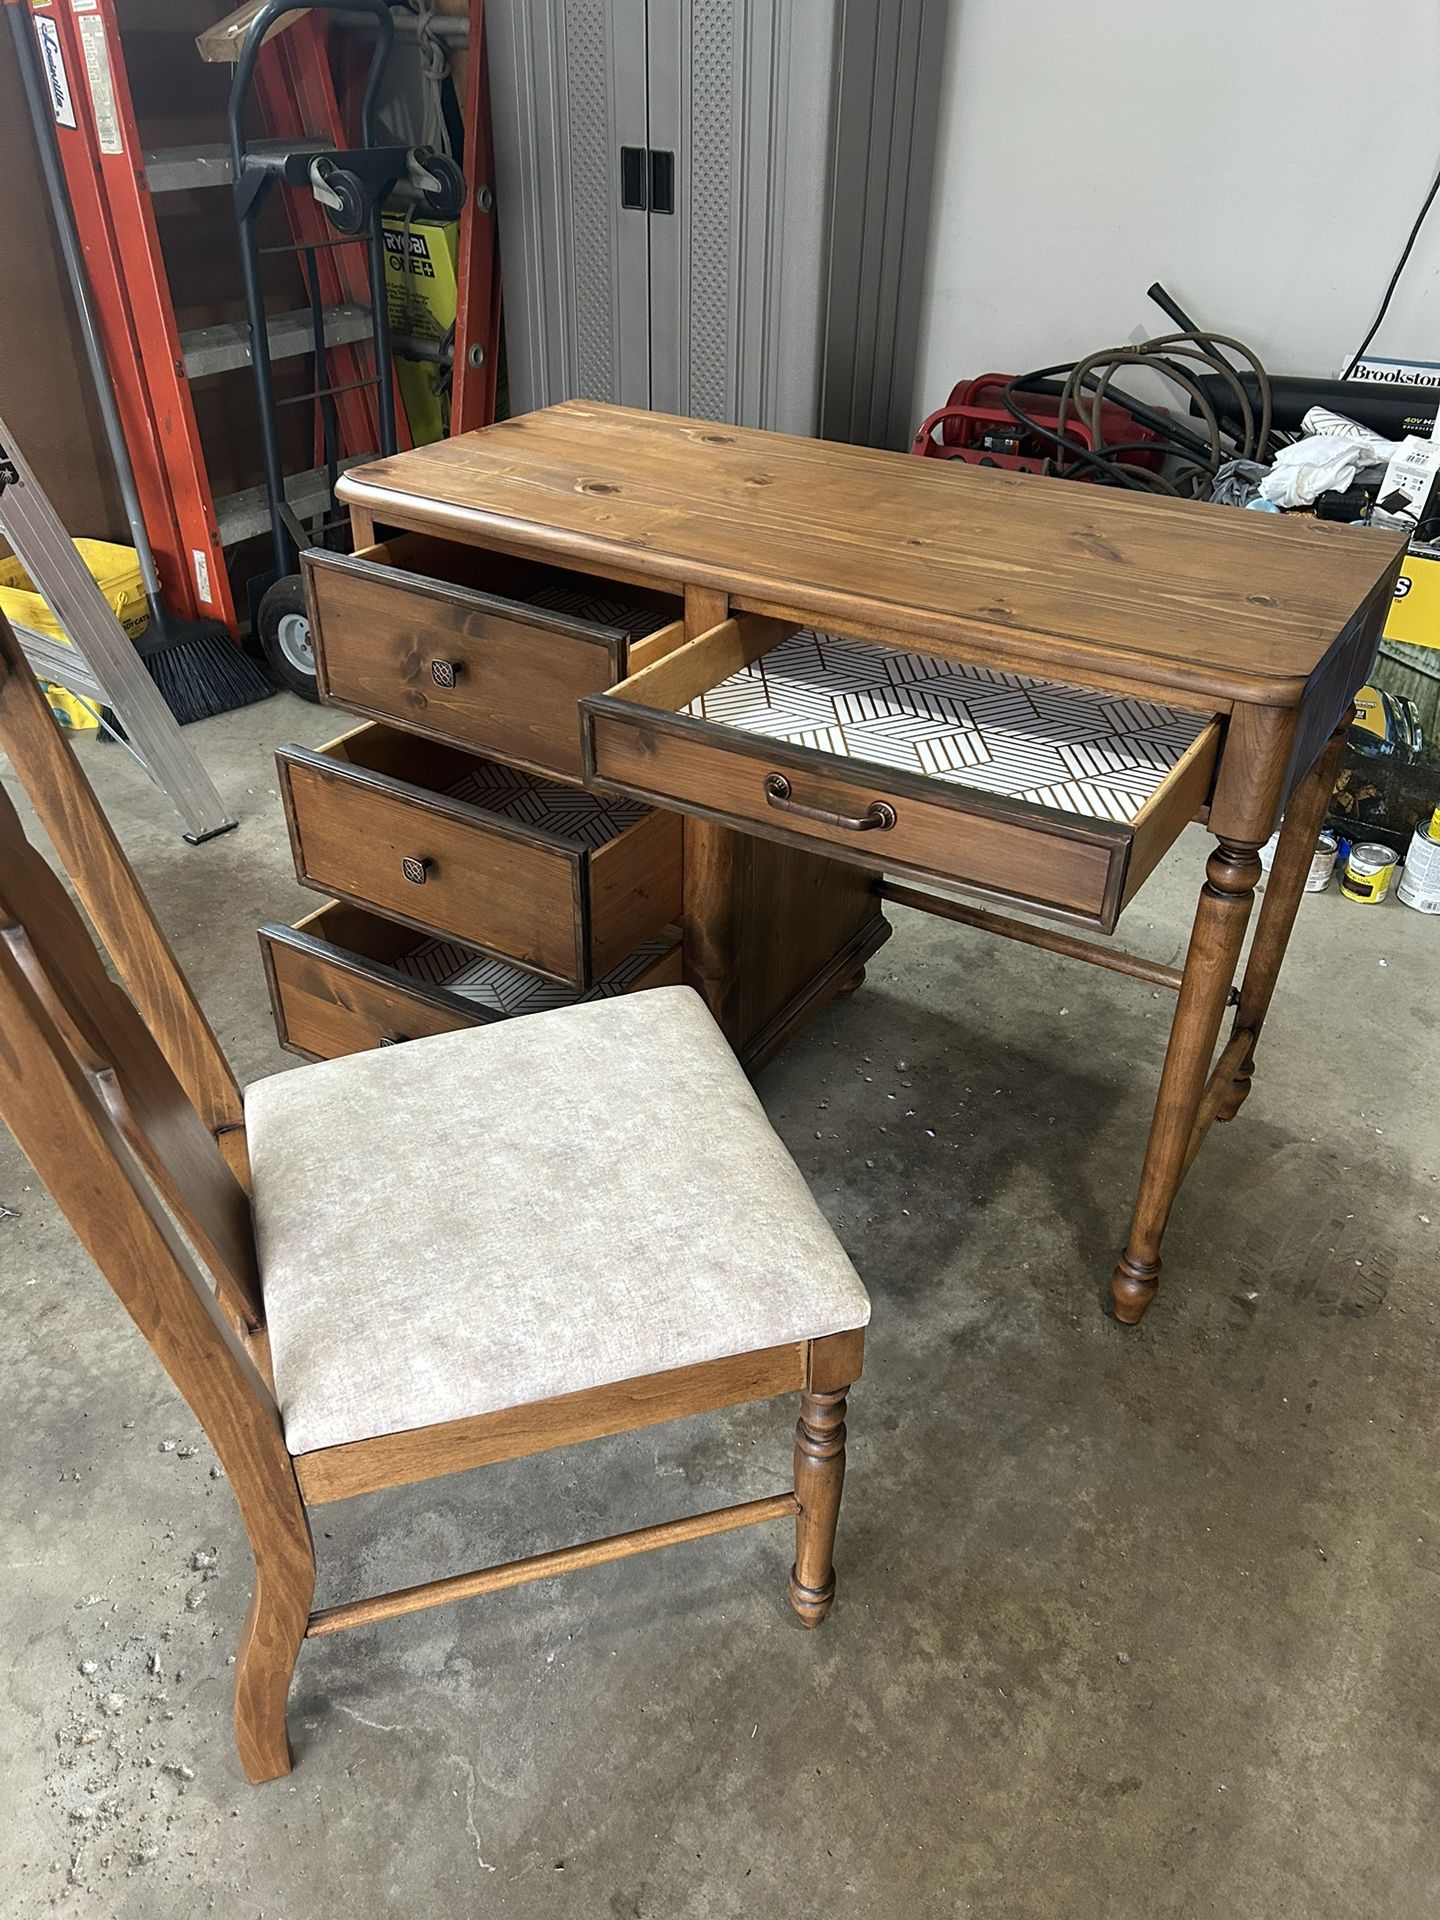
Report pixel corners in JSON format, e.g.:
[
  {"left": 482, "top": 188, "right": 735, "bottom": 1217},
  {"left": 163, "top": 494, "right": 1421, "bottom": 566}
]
[{"left": 231, "top": 0, "right": 463, "bottom": 696}]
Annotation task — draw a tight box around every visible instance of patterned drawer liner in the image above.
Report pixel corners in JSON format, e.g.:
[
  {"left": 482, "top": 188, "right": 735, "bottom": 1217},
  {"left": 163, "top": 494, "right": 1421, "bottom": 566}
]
[
  {"left": 684, "top": 629, "right": 1211, "bottom": 828},
  {"left": 391, "top": 932, "right": 674, "bottom": 1015},
  {"left": 442, "top": 760, "right": 648, "bottom": 851},
  {"left": 521, "top": 579, "right": 675, "bottom": 641}
]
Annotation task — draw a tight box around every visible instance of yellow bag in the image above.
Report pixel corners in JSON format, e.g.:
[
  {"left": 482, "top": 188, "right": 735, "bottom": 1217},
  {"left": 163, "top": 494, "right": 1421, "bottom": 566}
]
[{"left": 42, "top": 682, "right": 100, "bottom": 731}]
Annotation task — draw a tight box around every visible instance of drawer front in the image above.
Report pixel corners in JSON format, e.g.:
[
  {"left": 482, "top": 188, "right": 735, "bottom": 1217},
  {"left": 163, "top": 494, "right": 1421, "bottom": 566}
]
[
  {"left": 587, "top": 707, "right": 1126, "bottom": 924},
  {"left": 280, "top": 754, "right": 585, "bottom": 981},
  {"left": 261, "top": 908, "right": 488, "bottom": 1061},
  {"left": 581, "top": 616, "right": 1221, "bottom": 932},
  {"left": 277, "top": 727, "right": 683, "bottom": 988},
  {"left": 305, "top": 540, "right": 681, "bottom": 781},
  {"left": 260, "top": 903, "right": 685, "bottom": 1064}
]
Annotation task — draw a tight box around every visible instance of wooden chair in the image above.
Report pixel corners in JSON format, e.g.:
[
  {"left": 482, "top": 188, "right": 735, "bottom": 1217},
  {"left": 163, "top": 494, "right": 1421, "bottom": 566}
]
[{"left": 0, "top": 612, "right": 868, "bottom": 1783}]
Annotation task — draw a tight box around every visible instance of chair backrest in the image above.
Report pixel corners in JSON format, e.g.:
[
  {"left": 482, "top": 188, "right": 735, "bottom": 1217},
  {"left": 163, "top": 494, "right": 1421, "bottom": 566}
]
[
  {"left": 0, "top": 654, "right": 300, "bottom": 1541},
  {"left": 0, "top": 613, "right": 247, "bottom": 1179}
]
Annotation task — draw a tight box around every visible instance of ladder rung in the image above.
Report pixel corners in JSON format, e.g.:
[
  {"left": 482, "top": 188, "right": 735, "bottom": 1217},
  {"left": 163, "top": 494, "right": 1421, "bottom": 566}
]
[
  {"left": 143, "top": 137, "right": 326, "bottom": 194},
  {"left": 214, "top": 456, "right": 375, "bottom": 548},
  {"left": 179, "top": 305, "right": 373, "bottom": 378}
]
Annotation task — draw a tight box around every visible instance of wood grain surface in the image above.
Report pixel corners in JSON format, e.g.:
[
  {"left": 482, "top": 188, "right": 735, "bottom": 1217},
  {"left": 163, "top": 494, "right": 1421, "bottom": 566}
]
[{"left": 339, "top": 402, "right": 1408, "bottom": 709}]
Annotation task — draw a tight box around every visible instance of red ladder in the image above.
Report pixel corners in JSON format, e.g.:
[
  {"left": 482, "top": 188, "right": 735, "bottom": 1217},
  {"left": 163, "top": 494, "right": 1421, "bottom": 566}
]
[{"left": 12, "top": 0, "right": 500, "bottom": 632}]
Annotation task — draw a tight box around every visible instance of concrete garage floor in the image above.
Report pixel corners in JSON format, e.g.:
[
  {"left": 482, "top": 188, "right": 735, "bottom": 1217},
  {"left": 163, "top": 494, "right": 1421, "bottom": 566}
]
[{"left": 2, "top": 693, "right": 1438, "bottom": 1920}]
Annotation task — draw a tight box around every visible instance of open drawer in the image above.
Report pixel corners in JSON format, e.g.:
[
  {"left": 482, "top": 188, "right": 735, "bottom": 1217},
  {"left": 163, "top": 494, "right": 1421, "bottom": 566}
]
[
  {"left": 581, "top": 617, "right": 1221, "bottom": 932},
  {"left": 277, "top": 722, "right": 682, "bottom": 988},
  {"left": 304, "top": 532, "right": 684, "bottom": 781},
  {"left": 260, "top": 901, "right": 683, "bottom": 1063}
]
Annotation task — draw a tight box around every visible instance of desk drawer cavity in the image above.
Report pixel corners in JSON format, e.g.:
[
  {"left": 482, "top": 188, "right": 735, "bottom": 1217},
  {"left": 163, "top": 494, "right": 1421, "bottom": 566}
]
[
  {"left": 277, "top": 722, "right": 682, "bottom": 989},
  {"left": 304, "top": 531, "right": 683, "bottom": 780},
  {"left": 260, "top": 902, "right": 683, "bottom": 1063},
  {"left": 582, "top": 617, "right": 1221, "bottom": 932}
]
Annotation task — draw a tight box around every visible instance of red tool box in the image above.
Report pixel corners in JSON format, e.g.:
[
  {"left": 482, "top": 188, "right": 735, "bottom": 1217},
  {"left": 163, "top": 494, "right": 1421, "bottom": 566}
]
[{"left": 911, "top": 373, "right": 1165, "bottom": 479}]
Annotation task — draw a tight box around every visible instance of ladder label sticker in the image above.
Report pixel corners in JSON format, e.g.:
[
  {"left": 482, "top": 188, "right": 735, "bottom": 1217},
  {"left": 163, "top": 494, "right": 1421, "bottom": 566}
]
[
  {"left": 70, "top": 1, "right": 101, "bottom": 13},
  {"left": 33, "top": 18, "right": 77, "bottom": 129},
  {"left": 191, "top": 550, "right": 213, "bottom": 607},
  {"left": 77, "top": 15, "right": 123, "bottom": 156}
]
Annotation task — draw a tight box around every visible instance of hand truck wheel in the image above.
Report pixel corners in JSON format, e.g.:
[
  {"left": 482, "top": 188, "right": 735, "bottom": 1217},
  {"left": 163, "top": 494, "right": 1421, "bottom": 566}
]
[
  {"left": 257, "top": 574, "right": 320, "bottom": 700},
  {"left": 408, "top": 147, "right": 466, "bottom": 222},
  {"left": 309, "top": 157, "right": 369, "bottom": 236}
]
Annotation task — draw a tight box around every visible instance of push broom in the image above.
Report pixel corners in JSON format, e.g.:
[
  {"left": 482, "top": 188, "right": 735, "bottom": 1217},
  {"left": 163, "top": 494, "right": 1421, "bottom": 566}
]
[{"left": 9, "top": 2, "right": 275, "bottom": 725}]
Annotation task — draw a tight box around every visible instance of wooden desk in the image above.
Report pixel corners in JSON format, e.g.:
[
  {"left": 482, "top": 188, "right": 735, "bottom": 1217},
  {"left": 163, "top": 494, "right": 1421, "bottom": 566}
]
[{"left": 268, "top": 403, "right": 1402, "bottom": 1324}]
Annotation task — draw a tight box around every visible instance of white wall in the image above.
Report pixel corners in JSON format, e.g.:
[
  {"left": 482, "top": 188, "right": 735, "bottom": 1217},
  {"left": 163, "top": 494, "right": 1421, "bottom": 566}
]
[{"left": 910, "top": 0, "right": 1440, "bottom": 431}]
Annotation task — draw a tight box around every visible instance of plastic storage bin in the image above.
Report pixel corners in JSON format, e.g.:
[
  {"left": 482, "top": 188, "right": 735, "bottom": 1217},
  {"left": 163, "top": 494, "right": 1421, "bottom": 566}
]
[{"left": 0, "top": 539, "right": 149, "bottom": 642}]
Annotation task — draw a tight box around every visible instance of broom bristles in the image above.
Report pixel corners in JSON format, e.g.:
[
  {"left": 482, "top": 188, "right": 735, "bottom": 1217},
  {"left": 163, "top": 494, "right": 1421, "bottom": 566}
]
[
  {"left": 132, "top": 605, "right": 276, "bottom": 726},
  {"left": 143, "top": 631, "right": 276, "bottom": 726}
]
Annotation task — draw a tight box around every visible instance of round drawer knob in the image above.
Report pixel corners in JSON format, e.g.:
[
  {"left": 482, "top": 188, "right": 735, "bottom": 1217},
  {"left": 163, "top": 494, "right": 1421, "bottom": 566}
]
[
  {"left": 430, "top": 659, "right": 462, "bottom": 689},
  {"left": 401, "top": 856, "right": 432, "bottom": 886}
]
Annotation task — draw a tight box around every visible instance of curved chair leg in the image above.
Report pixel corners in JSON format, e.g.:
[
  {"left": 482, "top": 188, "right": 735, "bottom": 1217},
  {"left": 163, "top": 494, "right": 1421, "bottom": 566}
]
[
  {"left": 789, "top": 1387, "right": 849, "bottom": 1627},
  {"left": 234, "top": 1548, "right": 315, "bottom": 1783}
]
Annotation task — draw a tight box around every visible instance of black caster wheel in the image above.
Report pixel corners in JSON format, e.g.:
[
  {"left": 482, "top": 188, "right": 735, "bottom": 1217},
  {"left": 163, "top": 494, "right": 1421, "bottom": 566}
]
[
  {"left": 312, "top": 159, "right": 368, "bottom": 236},
  {"left": 410, "top": 147, "right": 465, "bottom": 221}
]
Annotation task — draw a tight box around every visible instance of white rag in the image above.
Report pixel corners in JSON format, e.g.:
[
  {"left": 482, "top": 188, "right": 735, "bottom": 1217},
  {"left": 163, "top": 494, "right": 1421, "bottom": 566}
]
[{"left": 1258, "top": 434, "right": 1391, "bottom": 509}]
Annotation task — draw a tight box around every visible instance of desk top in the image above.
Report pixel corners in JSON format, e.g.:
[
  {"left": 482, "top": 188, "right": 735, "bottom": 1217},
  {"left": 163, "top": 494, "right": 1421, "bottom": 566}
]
[{"left": 340, "top": 401, "right": 1406, "bottom": 711}]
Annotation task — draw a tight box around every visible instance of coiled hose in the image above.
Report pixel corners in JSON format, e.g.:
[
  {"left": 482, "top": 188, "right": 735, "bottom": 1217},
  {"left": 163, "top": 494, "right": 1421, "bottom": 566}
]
[{"left": 1001, "top": 331, "right": 1274, "bottom": 497}]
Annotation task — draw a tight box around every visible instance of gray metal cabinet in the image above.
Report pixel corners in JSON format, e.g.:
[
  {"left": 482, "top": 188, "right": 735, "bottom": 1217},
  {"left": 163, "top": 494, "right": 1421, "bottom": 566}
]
[{"left": 486, "top": 0, "right": 945, "bottom": 447}]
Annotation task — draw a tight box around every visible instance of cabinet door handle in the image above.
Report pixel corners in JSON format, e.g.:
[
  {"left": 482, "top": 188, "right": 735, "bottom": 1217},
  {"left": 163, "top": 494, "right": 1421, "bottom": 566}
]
[
  {"left": 763, "top": 772, "right": 896, "bottom": 832},
  {"left": 430, "top": 659, "right": 462, "bottom": 688},
  {"left": 401, "top": 856, "right": 432, "bottom": 885},
  {"left": 620, "top": 146, "right": 647, "bottom": 210},
  {"left": 648, "top": 149, "right": 675, "bottom": 215}
]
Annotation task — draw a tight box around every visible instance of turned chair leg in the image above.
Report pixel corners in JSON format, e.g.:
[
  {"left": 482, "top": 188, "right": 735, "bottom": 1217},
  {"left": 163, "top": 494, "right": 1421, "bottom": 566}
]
[
  {"left": 789, "top": 1387, "right": 850, "bottom": 1626},
  {"left": 233, "top": 1546, "right": 315, "bottom": 1784},
  {"left": 1112, "top": 839, "right": 1261, "bottom": 1325}
]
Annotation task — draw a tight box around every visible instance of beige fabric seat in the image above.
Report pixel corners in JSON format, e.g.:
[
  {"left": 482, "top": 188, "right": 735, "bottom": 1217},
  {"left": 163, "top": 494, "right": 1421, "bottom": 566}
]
[{"left": 246, "top": 987, "right": 870, "bottom": 1456}]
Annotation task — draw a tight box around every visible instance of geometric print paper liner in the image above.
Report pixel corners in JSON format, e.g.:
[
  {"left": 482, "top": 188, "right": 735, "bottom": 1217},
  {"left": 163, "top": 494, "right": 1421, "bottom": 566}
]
[
  {"left": 391, "top": 931, "right": 675, "bottom": 1016},
  {"left": 521, "top": 578, "right": 675, "bottom": 641},
  {"left": 443, "top": 759, "right": 648, "bottom": 850},
  {"left": 684, "top": 629, "right": 1210, "bottom": 828}
]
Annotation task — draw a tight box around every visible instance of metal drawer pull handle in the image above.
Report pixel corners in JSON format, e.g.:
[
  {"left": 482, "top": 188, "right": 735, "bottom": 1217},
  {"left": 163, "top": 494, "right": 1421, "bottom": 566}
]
[
  {"left": 401, "top": 856, "right": 432, "bottom": 885},
  {"left": 430, "top": 659, "right": 461, "bottom": 688},
  {"left": 763, "top": 772, "right": 896, "bottom": 832}
]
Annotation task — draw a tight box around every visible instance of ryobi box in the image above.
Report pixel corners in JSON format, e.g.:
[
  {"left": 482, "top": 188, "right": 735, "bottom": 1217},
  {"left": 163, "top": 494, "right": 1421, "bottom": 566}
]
[
  {"left": 382, "top": 215, "right": 459, "bottom": 445},
  {"left": 1384, "top": 545, "right": 1440, "bottom": 651}
]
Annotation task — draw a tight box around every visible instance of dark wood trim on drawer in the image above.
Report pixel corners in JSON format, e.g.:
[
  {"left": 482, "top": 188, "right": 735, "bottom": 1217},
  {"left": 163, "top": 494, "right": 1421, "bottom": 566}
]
[
  {"left": 276, "top": 723, "right": 683, "bottom": 989},
  {"left": 303, "top": 536, "right": 683, "bottom": 782},
  {"left": 579, "top": 614, "right": 1221, "bottom": 934},
  {"left": 260, "top": 903, "right": 494, "bottom": 1061},
  {"left": 259, "top": 902, "right": 685, "bottom": 1064}
]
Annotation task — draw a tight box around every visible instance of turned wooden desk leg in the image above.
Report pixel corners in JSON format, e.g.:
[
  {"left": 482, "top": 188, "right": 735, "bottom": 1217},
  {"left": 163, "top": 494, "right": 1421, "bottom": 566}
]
[
  {"left": 1216, "top": 715, "right": 1351, "bottom": 1123},
  {"left": 1112, "top": 839, "right": 1262, "bottom": 1324},
  {"left": 789, "top": 1388, "right": 849, "bottom": 1626}
]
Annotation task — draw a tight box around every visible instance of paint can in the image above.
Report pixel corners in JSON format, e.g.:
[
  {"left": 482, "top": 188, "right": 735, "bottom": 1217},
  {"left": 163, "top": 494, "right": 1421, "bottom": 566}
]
[
  {"left": 1306, "top": 831, "right": 1339, "bottom": 892},
  {"left": 1258, "top": 828, "right": 1338, "bottom": 890},
  {"left": 1339, "top": 841, "right": 1397, "bottom": 905},
  {"left": 1397, "top": 807, "right": 1440, "bottom": 914}
]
